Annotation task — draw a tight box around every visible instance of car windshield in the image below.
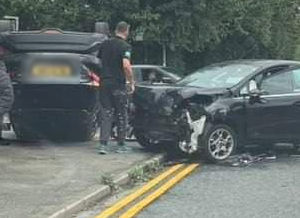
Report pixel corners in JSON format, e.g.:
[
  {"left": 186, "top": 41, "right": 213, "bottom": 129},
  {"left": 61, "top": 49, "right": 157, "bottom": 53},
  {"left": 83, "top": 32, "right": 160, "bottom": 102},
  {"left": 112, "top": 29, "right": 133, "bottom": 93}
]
[{"left": 177, "top": 63, "right": 259, "bottom": 88}]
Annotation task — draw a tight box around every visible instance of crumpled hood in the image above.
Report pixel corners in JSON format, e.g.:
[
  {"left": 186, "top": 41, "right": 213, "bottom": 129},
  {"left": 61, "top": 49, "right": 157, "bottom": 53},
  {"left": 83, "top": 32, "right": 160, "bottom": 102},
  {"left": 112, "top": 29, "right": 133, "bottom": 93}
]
[{"left": 133, "top": 83, "right": 228, "bottom": 115}]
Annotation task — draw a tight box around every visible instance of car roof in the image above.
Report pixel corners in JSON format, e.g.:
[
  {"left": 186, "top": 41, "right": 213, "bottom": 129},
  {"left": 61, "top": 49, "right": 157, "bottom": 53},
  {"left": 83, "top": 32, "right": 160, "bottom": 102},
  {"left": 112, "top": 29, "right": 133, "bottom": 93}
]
[
  {"left": 211, "top": 59, "right": 300, "bottom": 69},
  {"left": 133, "top": 60, "right": 300, "bottom": 73},
  {"left": 132, "top": 65, "right": 167, "bottom": 68}
]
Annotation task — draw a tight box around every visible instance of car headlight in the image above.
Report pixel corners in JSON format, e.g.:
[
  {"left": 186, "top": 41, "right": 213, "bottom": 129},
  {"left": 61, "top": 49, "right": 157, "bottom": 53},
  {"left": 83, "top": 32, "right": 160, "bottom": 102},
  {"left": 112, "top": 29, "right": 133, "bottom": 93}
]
[{"left": 158, "top": 94, "right": 175, "bottom": 116}]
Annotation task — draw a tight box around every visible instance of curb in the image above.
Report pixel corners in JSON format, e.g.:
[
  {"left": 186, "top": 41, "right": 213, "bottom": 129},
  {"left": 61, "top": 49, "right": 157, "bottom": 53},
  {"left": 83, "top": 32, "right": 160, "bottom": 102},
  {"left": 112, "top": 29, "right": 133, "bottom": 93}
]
[{"left": 48, "top": 153, "right": 166, "bottom": 218}]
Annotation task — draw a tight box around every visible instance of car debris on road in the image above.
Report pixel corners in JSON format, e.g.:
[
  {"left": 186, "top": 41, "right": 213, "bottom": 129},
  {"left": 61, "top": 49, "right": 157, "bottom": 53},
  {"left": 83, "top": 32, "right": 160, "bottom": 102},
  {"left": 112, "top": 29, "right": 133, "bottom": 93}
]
[{"left": 222, "top": 153, "right": 277, "bottom": 167}]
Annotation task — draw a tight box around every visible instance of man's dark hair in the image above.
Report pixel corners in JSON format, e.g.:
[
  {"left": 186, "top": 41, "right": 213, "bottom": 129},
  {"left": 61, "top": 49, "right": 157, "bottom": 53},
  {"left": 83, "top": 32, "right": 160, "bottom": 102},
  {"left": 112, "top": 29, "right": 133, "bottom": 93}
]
[{"left": 115, "top": 21, "right": 130, "bottom": 33}]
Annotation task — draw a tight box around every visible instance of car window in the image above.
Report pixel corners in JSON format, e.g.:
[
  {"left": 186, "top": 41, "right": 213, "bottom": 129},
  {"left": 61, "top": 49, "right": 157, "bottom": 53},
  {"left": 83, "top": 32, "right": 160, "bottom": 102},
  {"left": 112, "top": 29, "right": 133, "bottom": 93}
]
[
  {"left": 260, "top": 71, "right": 293, "bottom": 95},
  {"left": 141, "top": 69, "right": 164, "bottom": 83},
  {"left": 239, "top": 66, "right": 290, "bottom": 96}
]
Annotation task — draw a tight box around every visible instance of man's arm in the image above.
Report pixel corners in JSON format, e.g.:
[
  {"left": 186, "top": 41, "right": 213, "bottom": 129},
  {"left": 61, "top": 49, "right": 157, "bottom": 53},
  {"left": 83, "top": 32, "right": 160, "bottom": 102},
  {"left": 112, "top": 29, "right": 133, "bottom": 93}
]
[
  {"left": 123, "top": 58, "right": 134, "bottom": 84},
  {"left": 122, "top": 45, "right": 135, "bottom": 93}
]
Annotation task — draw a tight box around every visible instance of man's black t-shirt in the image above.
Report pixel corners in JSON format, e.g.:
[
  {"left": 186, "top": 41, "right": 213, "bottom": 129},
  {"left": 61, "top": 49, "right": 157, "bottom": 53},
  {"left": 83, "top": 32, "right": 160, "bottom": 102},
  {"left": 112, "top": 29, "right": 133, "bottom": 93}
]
[{"left": 98, "top": 36, "right": 131, "bottom": 88}]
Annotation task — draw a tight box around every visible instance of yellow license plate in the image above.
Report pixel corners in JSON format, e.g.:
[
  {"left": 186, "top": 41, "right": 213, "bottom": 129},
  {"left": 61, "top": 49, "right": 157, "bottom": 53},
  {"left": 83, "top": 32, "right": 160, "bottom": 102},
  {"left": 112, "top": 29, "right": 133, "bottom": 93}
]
[{"left": 32, "top": 65, "right": 71, "bottom": 77}]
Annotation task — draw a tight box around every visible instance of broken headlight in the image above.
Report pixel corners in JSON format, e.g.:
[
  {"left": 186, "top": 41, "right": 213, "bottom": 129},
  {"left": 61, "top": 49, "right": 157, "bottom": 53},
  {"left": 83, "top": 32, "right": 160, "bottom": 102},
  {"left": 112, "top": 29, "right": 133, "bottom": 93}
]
[{"left": 158, "top": 94, "right": 175, "bottom": 116}]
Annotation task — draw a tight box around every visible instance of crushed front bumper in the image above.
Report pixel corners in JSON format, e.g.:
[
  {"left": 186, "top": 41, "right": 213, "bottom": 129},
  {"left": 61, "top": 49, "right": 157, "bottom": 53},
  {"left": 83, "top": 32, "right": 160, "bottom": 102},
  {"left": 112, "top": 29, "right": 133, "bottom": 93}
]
[
  {"left": 134, "top": 109, "right": 207, "bottom": 153},
  {"left": 178, "top": 112, "right": 206, "bottom": 154}
]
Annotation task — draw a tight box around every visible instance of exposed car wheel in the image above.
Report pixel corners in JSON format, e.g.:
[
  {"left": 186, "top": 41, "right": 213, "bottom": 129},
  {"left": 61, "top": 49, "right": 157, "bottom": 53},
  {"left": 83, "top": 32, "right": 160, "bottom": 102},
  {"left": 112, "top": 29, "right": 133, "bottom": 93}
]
[{"left": 202, "top": 124, "right": 237, "bottom": 163}]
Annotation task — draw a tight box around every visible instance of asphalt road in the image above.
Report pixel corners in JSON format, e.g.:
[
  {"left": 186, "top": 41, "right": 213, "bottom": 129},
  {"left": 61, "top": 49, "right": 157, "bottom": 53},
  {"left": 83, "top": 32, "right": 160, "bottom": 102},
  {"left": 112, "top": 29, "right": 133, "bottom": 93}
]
[{"left": 139, "top": 151, "right": 300, "bottom": 218}]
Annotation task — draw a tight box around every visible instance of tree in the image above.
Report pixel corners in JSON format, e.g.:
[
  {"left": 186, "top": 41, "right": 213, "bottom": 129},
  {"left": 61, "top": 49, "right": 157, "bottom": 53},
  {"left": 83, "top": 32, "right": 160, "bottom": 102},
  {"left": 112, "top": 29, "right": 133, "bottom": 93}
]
[{"left": 1, "top": 0, "right": 300, "bottom": 71}]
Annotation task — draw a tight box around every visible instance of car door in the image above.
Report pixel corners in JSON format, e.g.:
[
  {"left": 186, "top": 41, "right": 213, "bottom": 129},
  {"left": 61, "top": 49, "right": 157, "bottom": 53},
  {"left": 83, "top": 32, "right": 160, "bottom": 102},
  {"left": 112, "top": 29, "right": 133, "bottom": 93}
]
[
  {"left": 284, "top": 67, "right": 300, "bottom": 140},
  {"left": 245, "top": 68, "right": 299, "bottom": 141}
]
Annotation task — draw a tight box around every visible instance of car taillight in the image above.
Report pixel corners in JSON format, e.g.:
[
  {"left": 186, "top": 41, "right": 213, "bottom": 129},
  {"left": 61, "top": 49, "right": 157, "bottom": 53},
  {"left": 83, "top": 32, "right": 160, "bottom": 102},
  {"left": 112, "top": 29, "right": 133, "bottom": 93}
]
[
  {"left": 88, "top": 71, "right": 100, "bottom": 87},
  {"left": 80, "top": 65, "right": 100, "bottom": 87}
]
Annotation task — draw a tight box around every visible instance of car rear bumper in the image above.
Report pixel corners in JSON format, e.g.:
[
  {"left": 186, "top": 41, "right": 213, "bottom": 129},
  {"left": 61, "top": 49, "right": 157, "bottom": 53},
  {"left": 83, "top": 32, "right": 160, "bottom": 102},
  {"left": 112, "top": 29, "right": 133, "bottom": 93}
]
[
  {"left": 12, "top": 84, "right": 99, "bottom": 110},
  {"left": 10, "top": 84, "right": 100, "bottom": 139},
  {"left": 11, "top": 108, "right": 96, "bottom": 124},
  {"left": 10, "top": 109, "right": 98, "bottom": 139}
]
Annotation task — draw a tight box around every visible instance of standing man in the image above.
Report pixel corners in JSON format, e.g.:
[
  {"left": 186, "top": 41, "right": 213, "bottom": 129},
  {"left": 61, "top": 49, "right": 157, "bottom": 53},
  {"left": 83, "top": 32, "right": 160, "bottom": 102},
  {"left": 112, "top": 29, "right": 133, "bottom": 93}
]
[
  {"left": 97, "top": 21, "right": 135, "bottom": 154},
  {"left": 0, "top": 46, "right": 14, "bottom": 145}
]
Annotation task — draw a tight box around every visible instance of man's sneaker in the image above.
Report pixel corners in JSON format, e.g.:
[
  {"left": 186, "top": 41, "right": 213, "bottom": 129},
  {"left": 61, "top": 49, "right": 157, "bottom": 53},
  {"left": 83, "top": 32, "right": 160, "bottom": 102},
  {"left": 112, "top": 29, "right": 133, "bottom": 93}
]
[
  {"left": 265, "top": 150, "right": 277, "bottom": 160},
  {"left": 116, "top": 143, "right": 132, "bottom": 153},
  {"left": 97, "top": 144, "right": 108, "bottom": 155}
]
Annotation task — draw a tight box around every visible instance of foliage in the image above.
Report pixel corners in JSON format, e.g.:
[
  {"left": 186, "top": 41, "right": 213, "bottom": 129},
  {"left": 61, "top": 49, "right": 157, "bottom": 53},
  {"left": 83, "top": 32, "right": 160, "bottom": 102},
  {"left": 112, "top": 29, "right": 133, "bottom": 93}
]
[
  {"left": 129, "top": 160, "right": 161, "bottom": 184},
  {"left": 1, "top": 0, "right": 300, "bottom": 70}
]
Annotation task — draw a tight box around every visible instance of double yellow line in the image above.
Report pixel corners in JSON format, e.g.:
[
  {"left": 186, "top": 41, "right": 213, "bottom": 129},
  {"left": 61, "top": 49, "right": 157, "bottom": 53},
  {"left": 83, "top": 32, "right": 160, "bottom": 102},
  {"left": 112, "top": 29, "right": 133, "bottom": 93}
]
[{"left": 95, "top": 163, "right": 199, "bottom": 218}]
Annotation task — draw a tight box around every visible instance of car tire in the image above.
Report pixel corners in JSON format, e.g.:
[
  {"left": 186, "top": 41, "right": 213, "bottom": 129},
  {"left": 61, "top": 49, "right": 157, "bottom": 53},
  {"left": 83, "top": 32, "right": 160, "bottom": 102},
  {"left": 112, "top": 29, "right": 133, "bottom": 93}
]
[{"left": 201, "top": 123, "right": 237, "bottom": 163}]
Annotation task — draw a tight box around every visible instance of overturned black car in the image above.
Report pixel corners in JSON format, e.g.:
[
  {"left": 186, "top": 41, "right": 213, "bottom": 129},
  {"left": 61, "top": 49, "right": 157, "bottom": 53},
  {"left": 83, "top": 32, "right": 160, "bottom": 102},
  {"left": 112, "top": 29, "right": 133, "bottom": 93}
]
[
  {"left": 0, "top": 29, "right": 105, "bottom": 141},
  {"left": 133, "top": 60, "right": 300, "bottom": 162}
]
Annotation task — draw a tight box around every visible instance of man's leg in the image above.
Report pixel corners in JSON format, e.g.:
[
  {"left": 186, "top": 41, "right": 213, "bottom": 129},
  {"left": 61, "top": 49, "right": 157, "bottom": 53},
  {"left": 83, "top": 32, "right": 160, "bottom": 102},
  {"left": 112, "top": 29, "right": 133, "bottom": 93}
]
[
  {"left": 98, "top": 87, "right": 114, "bottom": 154},
  {"left": 112, "top": 89, "right": 130, "bottom": 153},
  {"left": 0, "top": 113, "right": 9, "bottom": 146}
]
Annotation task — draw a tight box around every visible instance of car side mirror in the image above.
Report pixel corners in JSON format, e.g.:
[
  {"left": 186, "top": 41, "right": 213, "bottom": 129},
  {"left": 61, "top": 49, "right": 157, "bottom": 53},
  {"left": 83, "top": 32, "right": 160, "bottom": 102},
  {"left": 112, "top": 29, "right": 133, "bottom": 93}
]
[
  {"left": 249, "top": 88, "right": 267, "bottom": 97},
  {"left": 249, "top": 89, "right": 268, "bottom": 104},
  {"left": 162, "top": 77, "right": 173, "bottom": 84}
]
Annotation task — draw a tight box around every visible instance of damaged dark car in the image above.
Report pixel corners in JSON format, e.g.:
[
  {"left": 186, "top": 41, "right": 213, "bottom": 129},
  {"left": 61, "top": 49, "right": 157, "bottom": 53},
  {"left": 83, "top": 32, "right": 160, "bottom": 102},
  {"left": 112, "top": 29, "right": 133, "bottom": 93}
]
[
  {"left": 0, "top": 29, "right": 105, "bottom": 141},
  {"left": 133, "top": 60, "right": 300, "bottom": 162}
]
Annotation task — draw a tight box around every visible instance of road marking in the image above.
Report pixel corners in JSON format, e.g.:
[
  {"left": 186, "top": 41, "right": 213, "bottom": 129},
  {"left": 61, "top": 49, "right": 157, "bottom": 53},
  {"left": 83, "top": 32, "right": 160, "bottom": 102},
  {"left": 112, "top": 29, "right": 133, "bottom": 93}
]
[
  {"left": 95, "top": 164, "right": 184, "bottom": 218},
  {"left": 120, "top": 163, "right": 199, "bottom": 218}
]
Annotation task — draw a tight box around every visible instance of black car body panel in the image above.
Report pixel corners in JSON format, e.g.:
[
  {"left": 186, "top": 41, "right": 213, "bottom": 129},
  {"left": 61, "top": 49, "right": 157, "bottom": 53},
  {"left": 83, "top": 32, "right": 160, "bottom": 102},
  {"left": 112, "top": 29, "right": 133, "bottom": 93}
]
[
  {"left": 0, "top": 29, "right": 106, "bottom": 53},
  {"left": 133, "top": 84, "right": 225, "bottom": 141},
  {"left": 133, "top": 60, "right": 300, "bottom": 152},
  {"left": 0, "top": 30, "right": 105, "bottom": 140}
]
